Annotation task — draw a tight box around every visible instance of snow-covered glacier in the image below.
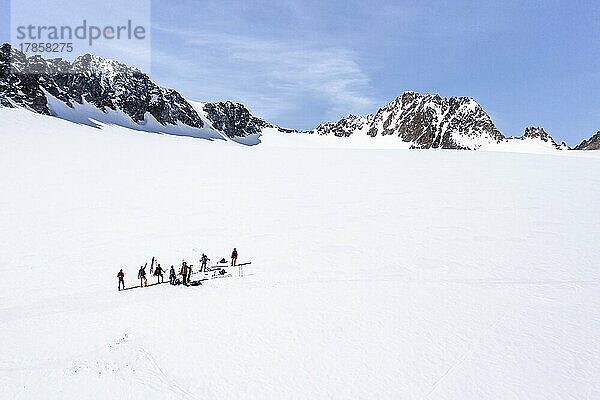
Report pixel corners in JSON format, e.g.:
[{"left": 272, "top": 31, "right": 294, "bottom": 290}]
[{"left": 1, "top": 108, "right": 599, "bottom": 399}]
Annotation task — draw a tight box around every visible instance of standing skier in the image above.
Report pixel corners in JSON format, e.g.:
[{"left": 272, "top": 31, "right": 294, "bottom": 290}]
[
  {"left": 187, "top": 264, "right": 193, "bottom": 283},
  {"left": 169, "top": 265, "right": 177, "bottom": 285},
  {"left": 180, "top": 262, "right": 188, "bottom": 286},
  {"left": 138, "top": 265, "right": 148, "bottom": 287},
  {"left": 117, "top": 269, "right": 125, "bottom": 291},
  {"left": 200, "top": 253, "right": 209, "bottom": 272},
  {"left": 154, "top": 264, "right": 164, "bottom": 284},
  {"left": 231, "top": 248, "right": 238, "bottom": 267}
]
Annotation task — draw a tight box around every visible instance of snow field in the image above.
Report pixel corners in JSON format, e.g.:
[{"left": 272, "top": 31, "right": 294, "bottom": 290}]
[{"left": 1, "top": 108, "right": 600, "bottom": 399}]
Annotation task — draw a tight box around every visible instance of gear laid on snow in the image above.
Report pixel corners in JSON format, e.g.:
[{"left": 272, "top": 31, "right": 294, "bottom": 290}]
[{"left": 118, "top": 249, "right": 248, "bottom": 291}]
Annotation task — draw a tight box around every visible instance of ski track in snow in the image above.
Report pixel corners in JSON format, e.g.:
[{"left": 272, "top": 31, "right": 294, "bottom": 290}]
[{"left": 421, "top": 311, "right": 511, "bottom": 400}]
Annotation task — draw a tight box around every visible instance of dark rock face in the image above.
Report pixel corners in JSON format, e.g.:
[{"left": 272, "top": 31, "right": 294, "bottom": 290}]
[
  {"left": 311, "top": 93, "right": 577, "bottom": 150},
  {"left": 0, "top": 44, "right": 290, "bottom": 141},
  {"left": 575, "top": 131, "right": 600, "bottom": 150},
  {"left": 0, "top": 43, "right": 204, "bottom": 129},
  {"left": 203, "top": 101, "right": 271, "bottom": 139},
  {"left": 313, "top": 114, "right": 366, "bottom": 138},
  {"left": 0, "top": 45, "right": 50, "bottom": 113},
  {"left": 313, "top": 91, "right": 505, "bottom": 149}
]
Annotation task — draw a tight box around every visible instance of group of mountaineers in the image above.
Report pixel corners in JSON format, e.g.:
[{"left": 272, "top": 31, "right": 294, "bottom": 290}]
[{"left": 116, "top": 248, "right": 239, "bottom": 291}]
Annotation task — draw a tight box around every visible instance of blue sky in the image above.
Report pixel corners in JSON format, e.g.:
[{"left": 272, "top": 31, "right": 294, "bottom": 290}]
[{"left": 1, "top": 0, "right": 599, "bottom": 145}]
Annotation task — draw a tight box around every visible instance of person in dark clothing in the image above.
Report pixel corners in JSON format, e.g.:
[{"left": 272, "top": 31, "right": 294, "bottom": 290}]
[
  {"left": 200, "top": 253, "right": 209, "bottom": 272},
  {"left": 117, "top": 269, "right": 125, "bottom": 291},
  {"left": 231, "top": 248, "right": 238, "bottom": 267},
  {"left": 138, "top": 265, "right": 148, "bottom": 287},
  {"left": 180, "top": 262, "right": 188, "bottom": 286},
  {"left": 154, "top": 264, "right": 164, "bottom": 284},
  {"left": 169, "top": 265, "right": 176, "bottom": 285},
  {"left": 187, "top": 264, "right": 193, "bottom": 283}
]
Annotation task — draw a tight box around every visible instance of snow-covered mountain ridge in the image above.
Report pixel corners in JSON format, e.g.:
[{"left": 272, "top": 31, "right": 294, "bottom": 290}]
[
  {"left": 0, "top": 44, "right": 203, "bottom": 128},
  {"left": 309, "top": 93, "right": 575, "bottom": 150},
  {"left": 312, "top": 91, "right": 505, "bottom": 149},
  {"left": 0, "top": 43, "right": 597, "bottom": 150},
  {"left": 0, "top": 43, "right": 278, "bottom": 143},
  {"left": 574, "top": 131, "right": 600, "bottom": 150}
]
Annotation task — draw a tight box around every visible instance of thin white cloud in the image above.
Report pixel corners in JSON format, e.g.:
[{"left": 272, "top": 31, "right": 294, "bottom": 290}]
[{"left": 151, "top": 28, "right": 377, "bottom": 128}]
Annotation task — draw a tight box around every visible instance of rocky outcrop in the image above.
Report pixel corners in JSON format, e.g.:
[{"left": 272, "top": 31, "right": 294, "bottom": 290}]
[
  {"left": 574, "top": 131, "right": 600, "bottom": 150},
  {"left": 312, "top": 91, "right": 505, "bottom": 149},
  {"left": 203, "top": 101, "right": 271, "bottom": 139},
  {"left": 0, "top": 43, "right": 204, "bottom": 129},
  {"left": 518, "top": 127, "right": 569, "bottom": 150}
]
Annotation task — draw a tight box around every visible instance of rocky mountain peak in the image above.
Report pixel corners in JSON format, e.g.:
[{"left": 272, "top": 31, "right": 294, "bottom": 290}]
[
  {"left": 202, "top": 101, "right": 272, "bottom": 139},
  {"left": 523, "top": 126, "right": 549, "bottom": 140},
  {"left": 519, "top": 126, "right": 568, "bottom": 149},
  {"left": 0, "top": 43, "right": 204, "bottom": 128},
  {"left": 71, "top": 53, "right": 139, "bottom": 79},
  {"left": 0, "top": 44, "right": 297, "bottom": 143},
  {"left": 575, "top": 131, "right": 600, "bottom": 150},
  {"left": 0, "top": 44, "right": 591, "bottom": 150},
  {"left": 400, "top": 90, "right": 418, "bottom": 104},
  {"left": 314, "top": 91, "right": 504, "bottom": 149}
]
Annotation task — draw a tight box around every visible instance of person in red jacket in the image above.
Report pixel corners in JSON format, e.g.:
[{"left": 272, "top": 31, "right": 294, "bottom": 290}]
[
  {"left": 117, "top": 269, "right": 125, "bottom": 291},
  {"left": 231, "top": 248, "right": 238, "bottom": 267}
]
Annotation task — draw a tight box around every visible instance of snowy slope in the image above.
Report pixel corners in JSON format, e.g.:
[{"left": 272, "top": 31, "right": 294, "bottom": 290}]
[
  {"left": 45, "top": 92, "right": 225, "bottom": 141},
  {"left": 1, "top": 108, "right": 600, "bottom": 399},
  {"left": 1, "top": 44, "right": 293, "bottom": 145}
]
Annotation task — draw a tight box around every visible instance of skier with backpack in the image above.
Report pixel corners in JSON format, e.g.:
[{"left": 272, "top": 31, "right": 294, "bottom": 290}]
[
  {"left": 117, "top": 269, "right": 125, "bottom": 291},
  {"left": 169, "top": 265, "right": 177, "bottom": 285},
  {"left": 200, "top": 253, "right": 209, "bottom": 272},
  {"left": 231, "top": 248, "right": 238, "bottom": 266},
  {"left": 154, "top": 263, "right": 164, "bottom": 284},
  {"left": 138, "top": 265, "right": 148, "bottom": 287}
]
